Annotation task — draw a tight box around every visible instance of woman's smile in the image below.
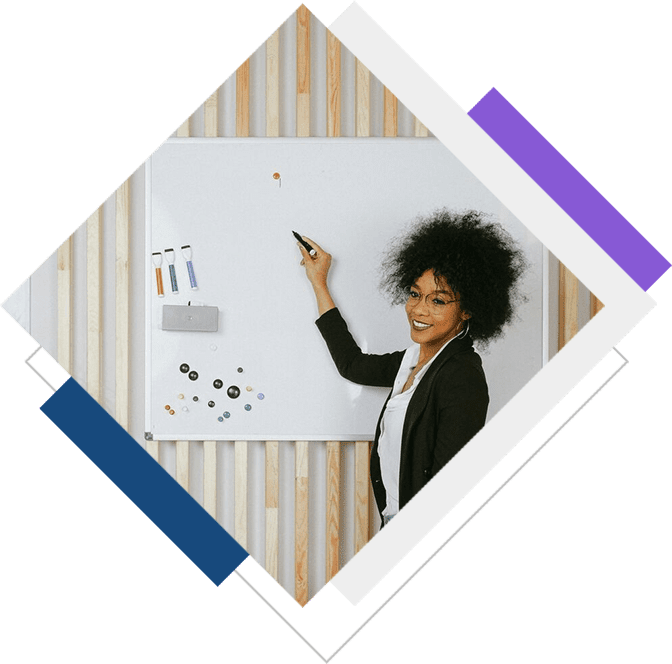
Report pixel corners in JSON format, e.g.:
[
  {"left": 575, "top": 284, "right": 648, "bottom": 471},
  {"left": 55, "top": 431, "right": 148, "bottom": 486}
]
[{"left": 411, "top": 319, "right": 432, "bottom": 330}]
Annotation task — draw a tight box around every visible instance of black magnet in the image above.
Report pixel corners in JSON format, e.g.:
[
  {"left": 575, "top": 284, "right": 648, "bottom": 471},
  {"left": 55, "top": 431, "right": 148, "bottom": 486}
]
[
  {"left": 193, "top": 396, "right": 199, "bottom": 402},
  {"left": 227, "top": 385, "right": 240, "bottom": 399},
  {"left": 188, "top": 371, "right": 198, "bottom": 381},
  {"left": 213, "top": 379, "right": 223, "bottom": 389},
  {"left": 237, "top": 367, "right": 244, "bottom": 373},
  {"left": 179, "top": 363, "right": 190, "bottom": 373},
  {"left": 208, "top": 401, "right": 215, "bottom": 408}
]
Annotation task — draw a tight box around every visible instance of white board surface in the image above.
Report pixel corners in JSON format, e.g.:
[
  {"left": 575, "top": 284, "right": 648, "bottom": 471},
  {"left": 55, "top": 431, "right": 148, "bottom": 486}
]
[{"left": 146, "top": 138, "right": 544, "bottom": 440}]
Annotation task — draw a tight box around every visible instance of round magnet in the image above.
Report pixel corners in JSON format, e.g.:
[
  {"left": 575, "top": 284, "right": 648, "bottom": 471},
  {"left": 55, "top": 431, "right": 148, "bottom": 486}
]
[
  {"left": 227, "top": 385, "right": 240, "bottom": 399},
  {"left": 193, "top": 396, "right": 199, "bottom": 402},
  {"left": 223, "top": 411, "right": 231, "bottom": 419},
  {"left": 178, "top": 393, "right": 184, "bottom": 399},
  {"left": 246, "top": 386, "right": 253, "bottom": 392},
  {"left": 208, "top": 401, "right": 215, "bottom": 408},
  {"left": 165, "top": 404, "right": 171, "bottom": 410},
  {"left": 217, "top": 416, "right": 223, "bottom": 422},
  {"left": 188, "top": 371, "right": 198, "bottom": 381},
  {"left": 210, "top": 344, "right": 217, "bottom": 351},
  {"left": 213, "top": 379, "right": 223, "bottom": 389},
  {"left": 169, "top": 409, "right": 175, "bottom": 415},
  {"left": 244, "top": 404, "right": 252, "bottom": 411},
  {"left": 257, "top": 393, "right": 265, "bottom": 400},
  {"left": 273, "top": 172, "right": 280, "bottom": 180},
  {"left": 237, "top": 367, "right": 244, "bottom": 373},
  {"left": 180, "top": 363, "right": 190, "bottom": 373},
  {"left": 182, "top": 406, "right": 188, "bottom": 412}
]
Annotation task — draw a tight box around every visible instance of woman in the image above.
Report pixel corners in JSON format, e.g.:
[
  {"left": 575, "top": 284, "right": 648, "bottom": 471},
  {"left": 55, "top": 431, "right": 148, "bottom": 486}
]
[{"left": 297, "top": 209, "right": 526, "bottom": 526}]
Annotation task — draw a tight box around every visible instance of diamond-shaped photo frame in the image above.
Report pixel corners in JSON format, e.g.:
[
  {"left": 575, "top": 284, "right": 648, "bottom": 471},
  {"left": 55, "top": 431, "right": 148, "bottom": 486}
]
[{"left": 2, "top": 6, "right": 669, "bottom": 660}]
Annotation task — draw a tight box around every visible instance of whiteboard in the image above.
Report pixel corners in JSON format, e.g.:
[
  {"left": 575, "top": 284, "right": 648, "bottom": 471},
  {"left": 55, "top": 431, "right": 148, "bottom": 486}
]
[{"left": 145, "top": 138, "right": 544, "bottom": 441}]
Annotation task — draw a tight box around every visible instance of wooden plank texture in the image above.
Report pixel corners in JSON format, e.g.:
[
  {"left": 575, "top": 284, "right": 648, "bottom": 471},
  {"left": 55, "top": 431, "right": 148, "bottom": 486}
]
[
  {"left": 295, "top": 440, "right": 309, "bottom": 605},
  {"left": 236, "top": 59, "right": 250, "bottom": 137},
  {"left": 115, "top": 179, "right": 130, "bottom": 429},
  {"left": 146, "top": 440, "right": 159, "bottom": 463},
  {"left": 235, "top": 440, "right": 248, "bottom": 549},
  {"left": 86, "top": 208, "right": 102, "bottom": 402},
  {"left": 325, "top": 441, "right": 340, "bottom": 581},
  {"left": 326, "top": 31, "right": 341, "bottom": 138},
  {"left": 296, "top": 5, "right": 311, "bottom": 137},
  {"left": 57, "top": 235, "right": 73, "bottom": 373},
  {"left": 414, "top": 116, "right": 428, "bottom": 137},
  {"left": 590, "top": 292, "right": 604, "bottom": 318},
  {"left": 383, "top": 86, "right": 398, "bottom": 137},
  {"left": 558, "top": 262, "right": 579, "bottom": 350},
  {"left": 266, "top": 30, "right": 280, "bottom": 137},
  {"left": 176, "top": 117, "right": 190, "bottom": 137},
  {"left": 176, "top": 440, "right": 189, "bottom": 492},
  {"left": 265, "top": 440, "right": 279, "bottom": 580},
  {"left": 355, "top": 59, "right": 370, "bottom": 137},
  {"left": 354, "top": 441, "right": 369, "bottom": 553},
  {"left": 204, "top": 89, "right": 219, "bottom": 137},
  {"left": 203, "top": 440, "right": 217, "bottom": 518}
]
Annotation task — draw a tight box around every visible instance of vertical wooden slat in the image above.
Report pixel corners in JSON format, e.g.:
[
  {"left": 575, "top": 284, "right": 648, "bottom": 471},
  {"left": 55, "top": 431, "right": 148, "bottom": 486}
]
[
  {"left": 354, "top": 441, "right": 369, "bottom": 554},
  {"left": 265, "top": 440, "right": 279, "bottom": 580},
  {"left": 57, "top": 235, "right": 73, "bottom": 373},
  {"left": 326, "top": 31, "right": 341, "bottom": 138},
  {"left": 558, "top": 262, "right": 579, "bottom": 350},
  {"left": 266, "top": 30, "right": 280, "bottom": 137},
  {"left": 355, "top": 59, "right": 370, "bottom": 137},
  {"left": 204, "top": 89, "right": 218, "bottom": 137},
  {"left": 414, "top": 117, "right": 428, "bottom": 137},
  {"left": 590, "top": 292, "right": 604, "bottom": 318},
  {"left": 115, "top": 179, "right": 130, "bottom": 429},
  {"left": 383, "top": 86, "right": 398, "bottom": 137},
  {"left": 325, "top": 441, "right": 340, "bottom": 581},
  {"left": 176, "top": 440, "right": 189, "bottom": 492},
  {"left": 264, "top": 28, "right": 280, "bottom": 578},
  {"left": 295, "top": 440, "right": 309, "bottom": 605},
  {"left": 235, "top": 440, "right": 248, "bottom": 549},
  {"left": 86, "top": 208, "right": 102, "bottom": 402},
  {"left": 296, "top": 5, "right": 311, "bottom": 137},
  {"left": 203, "top": 440, "right": 217, "bottom": 518},
  {"left": 176, "top": 117, "right": 190, "bottom": 137},
  {"left": 146, "top": 440, "right": 159, "bottom": 462},
  {"left": 236, "top": 59, "right": 250, "bottom": 137}
]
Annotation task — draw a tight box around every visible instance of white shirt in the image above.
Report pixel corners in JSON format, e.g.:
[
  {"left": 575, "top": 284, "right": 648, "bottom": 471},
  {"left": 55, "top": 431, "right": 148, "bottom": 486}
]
[{"left": 378, "top": 336, "right": 457, "bottom": 517}]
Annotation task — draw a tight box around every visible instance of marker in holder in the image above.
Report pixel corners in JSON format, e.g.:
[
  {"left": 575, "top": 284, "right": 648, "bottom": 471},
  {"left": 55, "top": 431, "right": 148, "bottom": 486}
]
[
  {"left": 181, "top": 245, "right": 198, "bottom": 290},
  {"left": 152, "top": 252, "right": 164, "bottom": 297},
  {"left": 164, "top": 248, "right": 179, "bottom": 293}
]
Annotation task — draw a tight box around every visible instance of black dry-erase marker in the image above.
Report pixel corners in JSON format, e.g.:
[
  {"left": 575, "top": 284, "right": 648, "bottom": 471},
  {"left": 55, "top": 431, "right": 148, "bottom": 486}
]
[{"left": 292, "top": 231, "right": 317, "bottom": 257}]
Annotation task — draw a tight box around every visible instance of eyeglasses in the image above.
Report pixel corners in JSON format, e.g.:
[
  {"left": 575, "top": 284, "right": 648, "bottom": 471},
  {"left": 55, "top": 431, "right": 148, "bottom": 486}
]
[{"left": 407, "top": 288, "right": 460, "bottom": 316}]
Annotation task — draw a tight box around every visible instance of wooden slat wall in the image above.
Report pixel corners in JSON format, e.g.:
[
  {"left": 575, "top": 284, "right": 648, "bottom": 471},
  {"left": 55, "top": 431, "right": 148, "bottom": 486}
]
[{"left": 52, "top": 7, "right": 607, "bottom": 607}]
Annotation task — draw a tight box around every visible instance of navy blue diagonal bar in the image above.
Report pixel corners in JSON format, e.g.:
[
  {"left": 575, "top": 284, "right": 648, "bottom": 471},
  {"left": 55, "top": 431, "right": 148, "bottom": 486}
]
[{"left": 41, "top": 378, "right": 248, "bottom": 585}]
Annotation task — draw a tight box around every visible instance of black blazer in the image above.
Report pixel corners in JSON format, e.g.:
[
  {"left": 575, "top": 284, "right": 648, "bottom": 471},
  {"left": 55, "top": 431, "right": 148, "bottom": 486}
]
[{"left": 316, "top": 308, "right": 489, "bottom": 520}]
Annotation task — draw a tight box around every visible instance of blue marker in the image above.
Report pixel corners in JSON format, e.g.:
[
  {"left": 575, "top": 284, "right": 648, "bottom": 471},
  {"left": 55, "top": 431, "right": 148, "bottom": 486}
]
[
  {"left": 164, "top": 248, "right": 178, "bottom": 293},
  {"left": 181, "top": 245, "right": 198, "bottom": 290}
]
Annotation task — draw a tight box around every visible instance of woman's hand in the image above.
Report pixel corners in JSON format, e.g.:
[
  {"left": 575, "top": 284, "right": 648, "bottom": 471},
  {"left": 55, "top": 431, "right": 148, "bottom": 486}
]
[
  {"left": 297, "top": 236, "right": 336, "bottom": 316},
  {"left": 297, "top": 236, "right": 332, "bottom": 288}
]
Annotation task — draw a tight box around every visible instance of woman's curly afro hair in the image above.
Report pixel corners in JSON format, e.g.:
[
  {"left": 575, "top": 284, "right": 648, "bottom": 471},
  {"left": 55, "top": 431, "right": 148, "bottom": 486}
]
[{"left": 379, "top": 209, "right": 527, "bottom": 345}]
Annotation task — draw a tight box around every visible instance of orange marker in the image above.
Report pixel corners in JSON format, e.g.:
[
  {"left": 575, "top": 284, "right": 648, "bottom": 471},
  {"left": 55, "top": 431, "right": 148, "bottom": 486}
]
[{"left": 152, "top": 252, "right": 165, "bottom": 297}]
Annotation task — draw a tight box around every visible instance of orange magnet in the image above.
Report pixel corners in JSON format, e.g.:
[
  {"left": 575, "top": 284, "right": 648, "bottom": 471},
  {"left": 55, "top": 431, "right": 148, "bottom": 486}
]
[{"left": 273, "top": 172, "right": 280, "bottom": 180}]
